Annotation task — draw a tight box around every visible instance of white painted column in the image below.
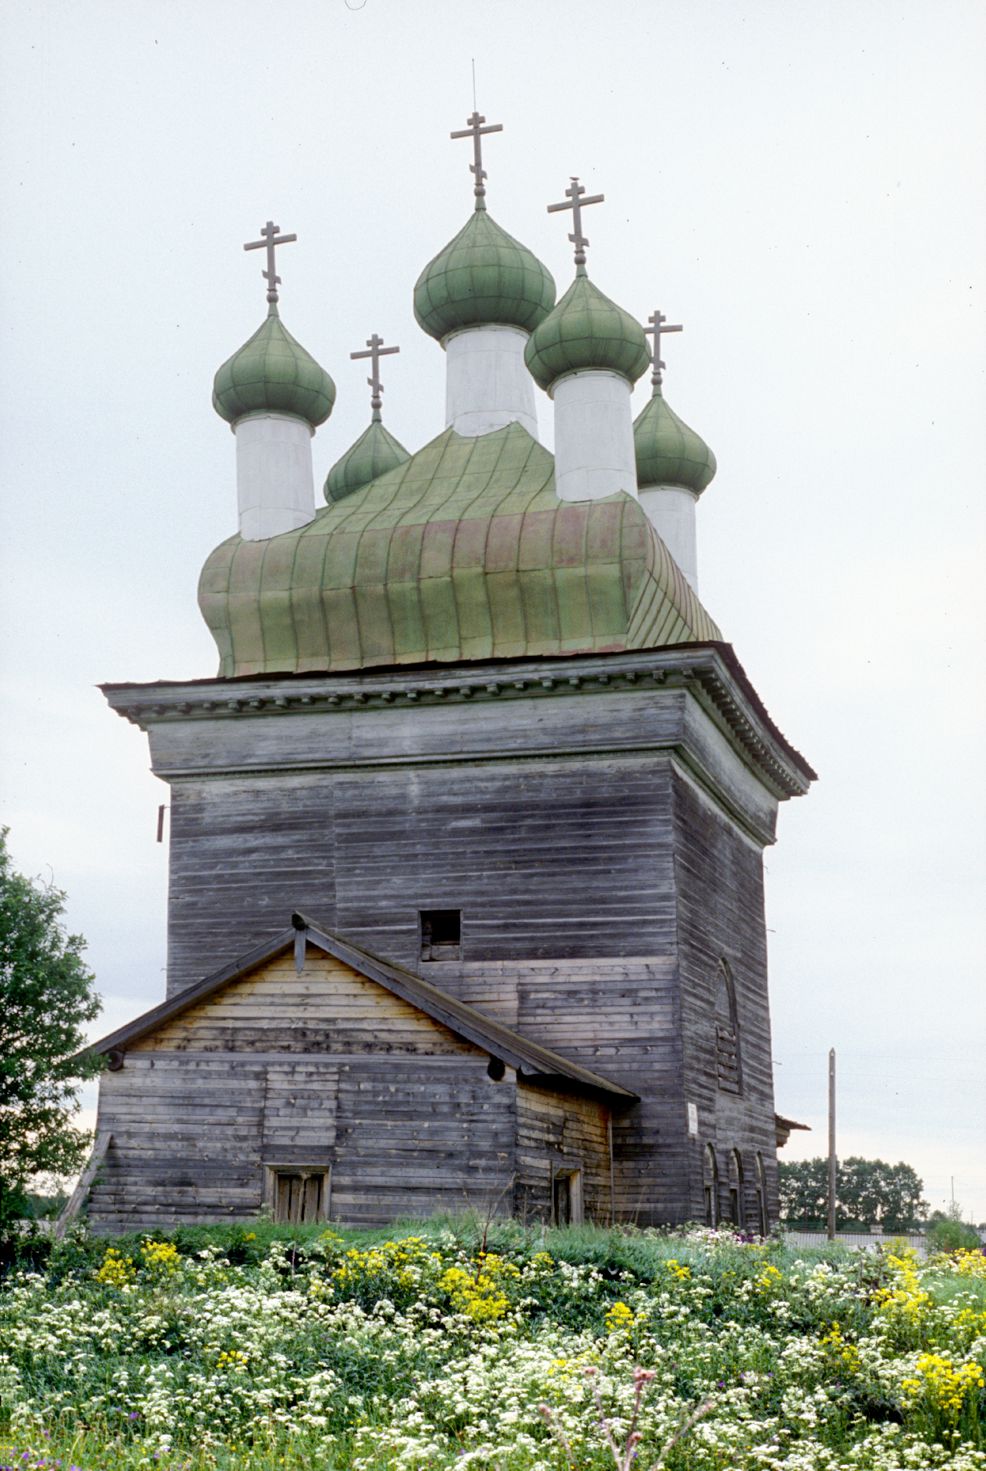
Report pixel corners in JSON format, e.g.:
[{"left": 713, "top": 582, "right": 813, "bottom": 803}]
[
  {"left": 235, "top": 413, "right": 316, "bottom": 541},
  {"left": 639, "top": 486, "right": 700, "bottom": 592},
  {"left": 445, "top": 325, "right": 539, "bottom": 439},
  {"left": 551, "top": 370, "right": 638, "bottom": 502}
]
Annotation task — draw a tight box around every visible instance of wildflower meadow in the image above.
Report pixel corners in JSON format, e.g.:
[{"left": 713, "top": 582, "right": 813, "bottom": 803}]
[{"left": 0, "top": 1221, "right": 983, "bottom": 1470}]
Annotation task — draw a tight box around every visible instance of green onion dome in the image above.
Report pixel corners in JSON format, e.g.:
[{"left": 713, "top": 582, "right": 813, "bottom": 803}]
[
  {"left": 633, "top": 389, "right": 717, "bottom": 494},
  {"left": 324, "top": 419, "right": 410, "bottom": 503},
  {"left": 213, "top": 307, "right": 336, "bottom": 428},
  {"left": 524, "top": 272, "right": 651, "bottom": 393},
  {"left": 413, "top": 210, "right": 556, "bottom": 342}
]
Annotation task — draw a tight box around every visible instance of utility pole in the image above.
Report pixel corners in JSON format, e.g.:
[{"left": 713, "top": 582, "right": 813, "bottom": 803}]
[{"left": 827, "top": 1048, "right": 837, "bottom": 1242}]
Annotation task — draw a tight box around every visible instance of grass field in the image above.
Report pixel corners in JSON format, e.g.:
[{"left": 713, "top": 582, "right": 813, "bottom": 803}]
[{"left": 1, "top": 1218, "right": 983, "bottom": 1469}]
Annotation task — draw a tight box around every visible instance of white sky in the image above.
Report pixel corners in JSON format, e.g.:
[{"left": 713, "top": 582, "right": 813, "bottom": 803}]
[{"left": 1, "top": 0, "right": 984, "bottom": 1220}]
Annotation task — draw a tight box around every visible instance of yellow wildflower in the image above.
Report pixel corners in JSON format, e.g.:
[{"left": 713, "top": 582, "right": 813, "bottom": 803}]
[
  {"left": 901, "top": 1353, "right": 984, "bottom": 1421},
  {"left": 216, "top": 1349, "right": 249, "bottom": 1373},
  {"left": 96, "top": 1247, "right": 136, "bottom": 1287},
  {"left": 140, "top": 1239, "right": 181, "bottom": 1276},
  {"left": 950, "top": 1249, "right": 986, "bottom": 1279},
  {"left": 605, "top": 1301, "right": 636, "bottom": 1333},
  {"left": 820, "top": 1320, "right": 861, "bottom": 1374}
]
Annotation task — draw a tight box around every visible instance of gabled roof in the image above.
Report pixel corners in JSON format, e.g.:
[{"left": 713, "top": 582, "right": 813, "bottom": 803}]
[{"left": 85, "top": 913, "right": 638, "bottom": 1106}]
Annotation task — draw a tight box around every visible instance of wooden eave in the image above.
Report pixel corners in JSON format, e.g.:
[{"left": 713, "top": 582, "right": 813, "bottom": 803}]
[
  {"left": 101, "top": 641, "right": 816, "bottom": 799},
  {"left": 83, "top": 914, "right": 638, "bottom": 1107},
  {"left": 775, "top": 1112, "right": 811, "bottom": 1148}
]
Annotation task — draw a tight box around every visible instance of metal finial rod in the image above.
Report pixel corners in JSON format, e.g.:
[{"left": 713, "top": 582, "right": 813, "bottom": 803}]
[
  {"left": 351, "top": 333, "right": 400, "bottom": 420},
  {"left": 243, "top": 220, "right": 298, "bottom": 306},
  {"left": 450, "top": 110, "right": 503, "bottom": 207},
  {"left": 546, "top": 177, "right": 604, "bottom": 268},
  {"left": 644, "top": 309, "right": 683, "bottom": 389}
]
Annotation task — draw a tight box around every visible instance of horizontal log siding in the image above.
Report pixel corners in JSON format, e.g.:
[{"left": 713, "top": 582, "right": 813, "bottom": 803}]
[
  {"left": 515, "top": 1087, "right": 612, "bottom": 1225},
  {"left": 88, "top": 1054, "right": 268, "bottom": 1232},
  {"left": 331, "top": 1059, "right": 515, "bottom": 1226},
  {"left": 135, "top": 954, "right": 471, "bottom": 1055},
  {"left": 104, "top": 661, "right": 798, "bottom": 1230},
  {"left": 671, "top": 768, "right": 780, "bottom": 1228},
  {"left": 165, "top": 753, "right": 686, "bottom": 997},
  {"left": 166, "top": 776, "right": 337, "bottom": 999},
  {"left": 87, "top": 952, "right": 519, "bottom": 1232}
]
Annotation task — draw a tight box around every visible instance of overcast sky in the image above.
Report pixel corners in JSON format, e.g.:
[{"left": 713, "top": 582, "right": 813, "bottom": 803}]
[{"left": 1, "top": 0, "right": 983, "bottom": 1220}]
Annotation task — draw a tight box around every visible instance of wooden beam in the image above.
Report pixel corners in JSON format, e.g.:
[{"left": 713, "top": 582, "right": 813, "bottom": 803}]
[{"left": 54, "top": 1131, "right": 112, "bottom": 1239}]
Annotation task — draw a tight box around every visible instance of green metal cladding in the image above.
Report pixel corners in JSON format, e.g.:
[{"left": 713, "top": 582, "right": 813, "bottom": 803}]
[
  {"left": 198, "top": 423, "right": 721, "bottom": 678},
  {"left": 413, "top": 211, "right": 556, "bottom": 341},
  {"left": 524, "top": 273, "right": 651, "bottom": 392},
  {"left": 213, "top": 308, "right": 336, "bottom": 428},
  {"left": 634, "top": 390, "right": 717, "bottom": 494},
  {"left": 325, "top": 420, "right": 410, "bottom": 503}
]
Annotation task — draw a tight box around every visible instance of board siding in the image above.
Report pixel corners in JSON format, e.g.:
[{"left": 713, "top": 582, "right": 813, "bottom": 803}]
[
  {"left": 88, "top": 952, "right": 519, "bottom": 1233},
  {"left": 96, "top": 654, "right": 804, "bottom": 1229}
]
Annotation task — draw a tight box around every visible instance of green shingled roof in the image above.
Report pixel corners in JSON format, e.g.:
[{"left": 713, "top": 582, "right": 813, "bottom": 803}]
[
  {"left": 525, "top": 272, "right": 651, "bottom": 392},
  {"left": 324, "top": 419, "right": 410, "bottom": 504},
  {"left": 213, "top": 308, "right": 336, "bottom": 428},
  {"left": 634, "top": 389, "right": 717, "bottom": 495},
  {"left": 199, "top": 423, "right": 720, "bottom": 678},
  {"left": 413, "top": 211, "right": 556, "bottom": 342}
]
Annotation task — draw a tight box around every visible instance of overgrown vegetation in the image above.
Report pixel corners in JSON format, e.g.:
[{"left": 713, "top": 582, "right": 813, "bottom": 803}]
[{"left": 1, "top": 1218, "right": 984, "bottom": 1469}]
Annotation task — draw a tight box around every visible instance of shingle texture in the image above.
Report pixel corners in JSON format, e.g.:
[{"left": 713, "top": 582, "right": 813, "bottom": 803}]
[
  {"left": 413, "top": 211, "right": 556, "bottom": 341},
  {"left": 525, "top": 273, "right": 651, "bottom": 391},
  {"left": 634, "top": 390, "right": 717, "bottom": 494},
  {"left": 213, "top": 309, "right": 336, "bottom": 427},
  {"left": 324, "top": 420, "right": 410, "bottom": 503},
  {"left": 199, "top": 423, "right": 721, "bottom": 678}
]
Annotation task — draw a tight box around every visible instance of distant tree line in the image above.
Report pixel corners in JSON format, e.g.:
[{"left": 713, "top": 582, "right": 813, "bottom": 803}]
[{"left": 778, "top": 1157, "right": 929, "bottom": 1232}]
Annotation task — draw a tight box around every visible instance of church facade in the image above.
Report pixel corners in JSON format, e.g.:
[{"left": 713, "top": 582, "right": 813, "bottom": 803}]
[{"left": 78, "top": 118, "right": 813, "bottom": 1234}]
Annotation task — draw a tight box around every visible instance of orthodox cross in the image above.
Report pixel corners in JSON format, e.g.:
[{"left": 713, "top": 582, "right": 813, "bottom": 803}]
[
  {"left": 243, "top": 220, "right": 297, "bottom": 306},
  {"left": 547, "top": 177, "right": 605, "bottom": 268},
  {"left": 450, "top": 111, "right": 503, "bottom": 205},
  {"left": 644, "top": 309, "right": 683, "bottom": 389},
  {"left": 351, "top": 333, "right": 399, "bottom": 420}
]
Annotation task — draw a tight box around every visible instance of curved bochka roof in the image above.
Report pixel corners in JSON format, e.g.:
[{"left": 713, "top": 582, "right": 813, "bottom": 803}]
[{"left": 198, "top": 422, "right": 721, "bottom": 678}]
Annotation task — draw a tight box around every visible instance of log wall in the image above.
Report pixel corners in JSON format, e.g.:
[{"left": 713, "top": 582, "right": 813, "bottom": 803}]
[
  {"left": 88, "top": 951, "right": 518, "bottom": 1233},
  {"left": 98, "top": 649, "right": 808, "bottom": 1229}
]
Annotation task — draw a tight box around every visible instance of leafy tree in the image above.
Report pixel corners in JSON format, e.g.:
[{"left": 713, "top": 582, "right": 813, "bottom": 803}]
[
  {"left": 778, "top": 1156, "right": 929, "bottom": 1232},
  {"left": 0, "top": 829, "right": 102, "bottom": 1231},
  {"left": 777, "top": 1157, "right": 829, "bottom": 1230},
  {"left": 926, "top": 1203, "right": 980, "bottom": 1252},
  {"left": 838, "top": 1157, "right": 928, "bottom": 1232}
]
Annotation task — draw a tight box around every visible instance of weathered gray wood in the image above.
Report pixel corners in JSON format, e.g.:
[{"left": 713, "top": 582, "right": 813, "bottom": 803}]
[
  {"left": 90, "top": 646, "right": 811, "bottom": 1231},
  {"left": 54, "top": 1130, "right": 111, "bottom": 1238}
]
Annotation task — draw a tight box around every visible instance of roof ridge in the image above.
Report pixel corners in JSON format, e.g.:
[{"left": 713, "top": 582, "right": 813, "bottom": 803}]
[{"left": 81, "top": 915, "right": 638, "bottom": 1105}]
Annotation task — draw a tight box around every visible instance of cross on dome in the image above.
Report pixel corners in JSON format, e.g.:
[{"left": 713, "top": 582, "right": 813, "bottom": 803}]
[
  {"left": 351, "top": 333, "right": 400, "bottom": 421},
  {"left": 450, "top": 111, "right": 504, "bottom": 209},
  {"left": 644, "top": 310, "right": 683, "bottom": 389},
  {"left": 547, "top": 177, "right": 604, "bottom": 270},
  {"left": 243, "top": 220, "right": 298, "bottom": 307}
]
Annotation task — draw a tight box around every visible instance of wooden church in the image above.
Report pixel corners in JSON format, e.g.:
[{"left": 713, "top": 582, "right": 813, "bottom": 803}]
[{"left": 78, "top": 116, "right": 814, "bottom": 1234}]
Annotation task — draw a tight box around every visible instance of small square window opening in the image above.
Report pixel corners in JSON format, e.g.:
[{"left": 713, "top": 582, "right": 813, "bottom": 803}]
[{"left": 420, "top": 909, "right": 461, "bottom": 961}]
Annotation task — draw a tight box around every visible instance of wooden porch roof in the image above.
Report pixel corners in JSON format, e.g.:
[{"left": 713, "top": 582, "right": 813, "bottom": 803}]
[{"left": 83, "top": 912, "right": 639, "bottom": 1106}]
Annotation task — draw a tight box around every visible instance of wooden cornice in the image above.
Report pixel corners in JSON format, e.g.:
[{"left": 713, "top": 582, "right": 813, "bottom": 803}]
[{"left": 101, "top": 643, "right": 815, "bottom": 800}]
